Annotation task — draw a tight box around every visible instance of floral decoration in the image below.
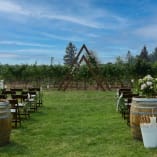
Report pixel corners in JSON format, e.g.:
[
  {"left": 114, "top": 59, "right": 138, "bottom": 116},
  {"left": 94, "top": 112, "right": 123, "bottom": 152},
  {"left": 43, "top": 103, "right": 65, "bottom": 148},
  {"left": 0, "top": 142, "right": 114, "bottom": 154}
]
[{"left": 138, "top": 75, "right": 157, "bottom": 97}]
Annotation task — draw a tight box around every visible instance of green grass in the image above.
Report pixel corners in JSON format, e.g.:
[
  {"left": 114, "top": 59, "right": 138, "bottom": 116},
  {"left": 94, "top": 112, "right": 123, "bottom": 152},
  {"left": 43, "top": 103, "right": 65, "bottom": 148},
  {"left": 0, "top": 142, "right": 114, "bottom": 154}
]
[{"left": 1, "top": 90, "right": 157, "bottom": 157}]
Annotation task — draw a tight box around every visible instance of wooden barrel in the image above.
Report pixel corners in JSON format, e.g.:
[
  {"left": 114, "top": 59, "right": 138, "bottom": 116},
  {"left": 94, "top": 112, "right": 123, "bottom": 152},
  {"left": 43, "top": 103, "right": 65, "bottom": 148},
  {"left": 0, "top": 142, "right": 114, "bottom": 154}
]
[
  {"left": 130, "top": 98, "right": 157, "bottom": 140},
  {"left": 0, "top": 101, "right": 11, "bottom": 146}
]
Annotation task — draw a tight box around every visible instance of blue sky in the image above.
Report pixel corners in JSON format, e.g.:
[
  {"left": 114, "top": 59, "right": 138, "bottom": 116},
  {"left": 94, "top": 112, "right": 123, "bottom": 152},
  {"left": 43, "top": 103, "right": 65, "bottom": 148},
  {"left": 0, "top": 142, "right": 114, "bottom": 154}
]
[{"left": 0, "top": 0, "right": 157, "bottom": 65}]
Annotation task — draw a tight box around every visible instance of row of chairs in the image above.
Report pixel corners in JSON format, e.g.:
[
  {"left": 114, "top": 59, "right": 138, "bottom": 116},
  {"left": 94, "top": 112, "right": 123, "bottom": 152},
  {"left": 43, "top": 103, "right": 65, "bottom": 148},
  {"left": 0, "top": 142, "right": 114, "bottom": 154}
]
[
  {"left": 116, "top": 88, "right": 138, "bottom": 126},
  {"left": 0, "top": 87, "right": 43, "bottom": 128},
  {"left": 1, "top": 88, "right": 43, "bottom": 107}
]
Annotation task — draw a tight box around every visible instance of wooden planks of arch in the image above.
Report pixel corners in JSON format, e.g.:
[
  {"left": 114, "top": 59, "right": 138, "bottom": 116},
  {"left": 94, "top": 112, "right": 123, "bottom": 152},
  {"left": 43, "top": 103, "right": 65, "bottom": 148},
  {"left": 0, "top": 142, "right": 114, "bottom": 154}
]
[{"left": 58, "top": 44, "right": 105, "bottom": 91}]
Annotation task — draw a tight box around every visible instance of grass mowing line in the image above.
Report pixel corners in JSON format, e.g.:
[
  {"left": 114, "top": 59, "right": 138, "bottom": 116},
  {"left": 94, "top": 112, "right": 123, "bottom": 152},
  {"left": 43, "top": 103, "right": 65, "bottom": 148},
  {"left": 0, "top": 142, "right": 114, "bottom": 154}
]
[{"left": 0, "top": 90, "right": 157, "bottom": 157}]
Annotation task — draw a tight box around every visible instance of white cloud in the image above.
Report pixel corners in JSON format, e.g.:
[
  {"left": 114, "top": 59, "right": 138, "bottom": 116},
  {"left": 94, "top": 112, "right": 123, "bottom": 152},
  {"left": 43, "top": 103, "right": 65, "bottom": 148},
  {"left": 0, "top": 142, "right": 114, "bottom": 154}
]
[
  {"left": 86, "top": 33, "right": 100, "bottom": 38},
  {"left": 0, "top": 0, "right": 103, "bottom": 28},
  {"left": 41, "top": 14, "right": 105, "bottom": 29},
  {"left": 0, "top": 40, "right": 55, "bottom": 48},
  {"left": 0, "top": 48, "right": 63, "bottom": 64},
  {"left": 8, "top": 48, "right": 64, "bottom": 58},
  {"left": 41, "top": 32, "right": 83, "bottom": 42},
  {"left": 0, "top": 0, "right": 128, "bottom": 30},
  {"left": 0, "top": 0, "right": 30, "bottom": 15},
  {"left": 135, "top": 24, "right": 157, "bottom": 40},
  {"left": 0, "top": 53, "right": 19, "bottom": 58}
]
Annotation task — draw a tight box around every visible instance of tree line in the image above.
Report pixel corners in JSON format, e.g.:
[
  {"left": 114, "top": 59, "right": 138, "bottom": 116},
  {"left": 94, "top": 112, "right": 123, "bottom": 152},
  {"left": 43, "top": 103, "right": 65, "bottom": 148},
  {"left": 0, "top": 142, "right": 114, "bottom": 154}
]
[{"left": 0, "top": 44, "right": 157, "bottom": 89}]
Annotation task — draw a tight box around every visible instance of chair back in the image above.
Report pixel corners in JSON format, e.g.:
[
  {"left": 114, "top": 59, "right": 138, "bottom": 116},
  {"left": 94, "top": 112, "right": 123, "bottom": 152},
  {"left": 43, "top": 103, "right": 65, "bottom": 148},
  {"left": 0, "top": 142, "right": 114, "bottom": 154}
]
[
  {"left": 10, "top": 88, "right": 23, "bottom": 92},
  {"left": 11, "top": 94, "right": 23, "bottom": 103},
  {"left": 9, "top": 99, "right": 21, "bottom": 128}
]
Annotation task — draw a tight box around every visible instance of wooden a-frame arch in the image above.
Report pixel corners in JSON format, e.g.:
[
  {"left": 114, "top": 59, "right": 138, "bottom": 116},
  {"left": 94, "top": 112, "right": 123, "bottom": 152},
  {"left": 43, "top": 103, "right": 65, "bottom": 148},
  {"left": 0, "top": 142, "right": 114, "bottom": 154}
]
[{"left": 58, "top": 44, "right": 105, "bottom": 91}]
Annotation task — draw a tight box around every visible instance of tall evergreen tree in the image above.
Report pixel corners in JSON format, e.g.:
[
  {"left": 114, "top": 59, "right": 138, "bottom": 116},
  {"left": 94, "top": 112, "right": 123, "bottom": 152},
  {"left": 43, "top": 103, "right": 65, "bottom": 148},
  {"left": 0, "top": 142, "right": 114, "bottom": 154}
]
[
  {"left": 139, "top": 46, "right": 149, "bottom": 61},
  {"left": 63, "top": 42, "right": 77, "bottom": 66},
  {"left": 149, "top": 47, "right": 157, "bottom": 62},
  {"left": 126, "top": 50, "right": 135, "bottom": 64}
]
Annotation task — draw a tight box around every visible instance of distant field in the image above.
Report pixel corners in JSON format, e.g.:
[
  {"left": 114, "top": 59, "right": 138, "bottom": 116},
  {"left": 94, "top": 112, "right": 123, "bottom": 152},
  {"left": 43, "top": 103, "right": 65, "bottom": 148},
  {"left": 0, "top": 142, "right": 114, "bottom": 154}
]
[{"left": 0, "top": 90, "right": 157, "bottom": 157}]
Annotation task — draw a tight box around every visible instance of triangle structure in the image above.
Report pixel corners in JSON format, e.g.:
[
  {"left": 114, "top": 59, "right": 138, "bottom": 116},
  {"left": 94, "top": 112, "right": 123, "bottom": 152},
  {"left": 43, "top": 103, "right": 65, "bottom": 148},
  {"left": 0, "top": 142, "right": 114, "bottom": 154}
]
[{"left": 58, "top": 44, "right": 105, "bottom": 91}]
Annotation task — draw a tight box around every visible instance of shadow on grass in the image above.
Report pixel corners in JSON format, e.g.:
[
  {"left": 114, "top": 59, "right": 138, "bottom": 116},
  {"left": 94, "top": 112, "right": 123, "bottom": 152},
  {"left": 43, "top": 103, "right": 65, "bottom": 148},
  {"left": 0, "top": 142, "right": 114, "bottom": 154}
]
[{"left": 0, "top": 141, "right": 29, "bottom": 156}]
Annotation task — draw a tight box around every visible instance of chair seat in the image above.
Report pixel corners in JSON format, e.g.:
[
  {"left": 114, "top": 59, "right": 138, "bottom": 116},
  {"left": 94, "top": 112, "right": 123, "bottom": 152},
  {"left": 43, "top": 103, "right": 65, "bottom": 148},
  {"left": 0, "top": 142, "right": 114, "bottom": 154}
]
[
  {"left": 11, "top": 109, "right": 16, "bottom": 113},
  {"left": 17, "top": 103, "right": 25, "bottom": 107},
  {"left": 31, "top": 95, "right": 36, "bottom": 98},
  {"left": 28, "top": 98, "right": 35, "bottom": 102}
]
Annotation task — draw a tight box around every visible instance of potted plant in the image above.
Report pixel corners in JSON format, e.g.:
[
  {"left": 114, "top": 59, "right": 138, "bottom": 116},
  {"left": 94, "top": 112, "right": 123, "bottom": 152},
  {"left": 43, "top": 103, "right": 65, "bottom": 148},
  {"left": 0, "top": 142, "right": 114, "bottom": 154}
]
[{"left": 138, "top": 74, "right": 157, "bottom": 98}]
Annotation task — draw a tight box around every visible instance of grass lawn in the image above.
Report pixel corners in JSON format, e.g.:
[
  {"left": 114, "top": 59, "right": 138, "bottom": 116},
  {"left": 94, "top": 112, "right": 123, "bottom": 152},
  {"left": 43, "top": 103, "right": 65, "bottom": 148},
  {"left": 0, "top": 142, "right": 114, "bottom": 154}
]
[{"left": 0, "top": 90, "right": 157, "bottom": 157}]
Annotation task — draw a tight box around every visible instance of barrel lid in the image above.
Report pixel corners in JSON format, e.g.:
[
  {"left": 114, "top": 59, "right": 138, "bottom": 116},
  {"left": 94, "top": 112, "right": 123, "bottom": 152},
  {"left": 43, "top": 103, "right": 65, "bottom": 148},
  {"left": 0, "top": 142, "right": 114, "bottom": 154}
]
[{"left": 133, "top": 97, "right": 157, "bottom": 102}]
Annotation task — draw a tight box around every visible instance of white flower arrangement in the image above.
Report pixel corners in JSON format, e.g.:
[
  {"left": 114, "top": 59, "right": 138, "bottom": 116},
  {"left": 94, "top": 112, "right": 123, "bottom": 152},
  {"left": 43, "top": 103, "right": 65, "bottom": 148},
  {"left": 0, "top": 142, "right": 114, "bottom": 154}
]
[{"left": 138, "top": 75, "right": 157, "bottom": 97}]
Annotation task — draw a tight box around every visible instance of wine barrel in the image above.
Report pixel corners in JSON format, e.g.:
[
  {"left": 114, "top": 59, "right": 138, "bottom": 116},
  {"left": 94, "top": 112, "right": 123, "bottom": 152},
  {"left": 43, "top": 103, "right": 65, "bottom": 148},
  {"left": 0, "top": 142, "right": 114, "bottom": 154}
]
[
  {"left": 130, "top": 98, "right": 157, "bottom": 140},
  {"left": 0, "top": 101, "right": 11, "bottom": 146}
]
